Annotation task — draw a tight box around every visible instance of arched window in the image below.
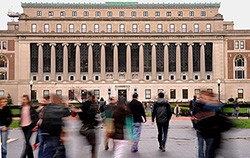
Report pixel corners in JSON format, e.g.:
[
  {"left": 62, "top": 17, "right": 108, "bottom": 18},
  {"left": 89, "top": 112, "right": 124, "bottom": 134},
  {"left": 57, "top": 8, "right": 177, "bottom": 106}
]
[
  {"left": 234, "top": 54, "right": 245, "bottom": 79},
  {"left": 0, "top": 70, "right": 7, "bottom": 80},
  {"left": 0, "top": 55, "right": 7, "bottom": 67}
]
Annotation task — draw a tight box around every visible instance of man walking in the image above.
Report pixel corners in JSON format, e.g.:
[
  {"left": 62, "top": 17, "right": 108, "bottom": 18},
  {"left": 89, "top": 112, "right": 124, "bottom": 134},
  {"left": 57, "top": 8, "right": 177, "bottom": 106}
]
[
  {"left": 189, "top": 95, "right": 197, "bottom": 116},
  {"left": 152, "top": 92, "right": 172, "bottom": 152},
  {"left": 128, "top": 93, "right": 147, "bottom": 152}
]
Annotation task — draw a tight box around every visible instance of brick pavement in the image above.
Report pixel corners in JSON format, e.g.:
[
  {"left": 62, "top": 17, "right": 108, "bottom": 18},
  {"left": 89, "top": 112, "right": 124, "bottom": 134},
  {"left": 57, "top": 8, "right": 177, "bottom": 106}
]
[{"left": 7, "top": 116, "right": 250, "bottom": 158}]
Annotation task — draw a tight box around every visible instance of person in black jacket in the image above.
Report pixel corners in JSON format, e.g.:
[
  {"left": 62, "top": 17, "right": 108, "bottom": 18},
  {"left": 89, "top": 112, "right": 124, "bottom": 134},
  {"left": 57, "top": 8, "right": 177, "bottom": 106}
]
[
  {"left": 0, "top": 96, "right": 12, "bottom": 158},
  {"left": 128, "top": 93, "right": 146, "bottom": 152},
  {"left": 152, "top": 92, "right": 172, "bottom": 152}
]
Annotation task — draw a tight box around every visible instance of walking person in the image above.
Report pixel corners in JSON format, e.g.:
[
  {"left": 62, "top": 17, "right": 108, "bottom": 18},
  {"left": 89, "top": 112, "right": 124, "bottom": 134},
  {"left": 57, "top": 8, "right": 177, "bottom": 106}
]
[
  {"left": 189, "top": 95, "right": 197, "bottom": 116},
  {"left": 174, "top": 104, "right": 182, "bottom": 117},
  {"left": 232, "top": 98, "right": 240, "bottom": 119},
  {"left": 0, "top": 96, "right": 12, "bottom": 158},
  {"left": 20, "top": 95, "right": 39, "bottom": 158},
  {"left": 152, "top": 92, "right": 172, "bottom": 152},
  {"left": 128, "top": 93, "right": 146, "bottom": 152}
]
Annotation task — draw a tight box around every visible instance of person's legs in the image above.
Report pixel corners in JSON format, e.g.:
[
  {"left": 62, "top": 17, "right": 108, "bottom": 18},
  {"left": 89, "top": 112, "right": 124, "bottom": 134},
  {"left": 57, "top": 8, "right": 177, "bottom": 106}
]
[
  {"left": 131, "top": 122, "right": 142, "bottom": 152},
  {"left": 104, "top": 132, "right": 109, "bottom": 150},
  {"left": 156, "top": 123, "right": 163, "bottom": 149},
  {"left": 1, "top": 130, "right": 9, "bottom": 158},
  {"left": 197, "top": 132, "right": 205, "bottom": 158},
  {"left": 43, "top": 136, "right": 60, "bottom": 158},
  {"left": 113, "top": 139, "right": 129, "bottom": 158},
  {"left": 38, "top": 128, "right": 44, "bottom": 158},
  {"left": 161, "top": 121, "right": 169, "bottom": 152},
  {"left": 21, "top": 125, "right": 34, "bottom": 158},
  {"left": 205, "top": 137, "right": 216, "bottom": 158}
]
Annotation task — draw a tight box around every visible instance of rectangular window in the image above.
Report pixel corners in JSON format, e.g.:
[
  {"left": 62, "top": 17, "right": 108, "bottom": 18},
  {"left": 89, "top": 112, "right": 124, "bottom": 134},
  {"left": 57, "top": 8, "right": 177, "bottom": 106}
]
[
  {"left": 120, "top": 24, "right": 125, "bottom": 32},
  {"left": 145, "top": 89, "right": 151, "bottom": 99},
  {"left": 170, "top": 24, "right": 175, "bottom": 32},
  {"left": 95, "top": 11, "right": 101, "bottom": 17},
  {"left": 145, "top": 24, "right": 150, "bottom": 32},
  {"left": 31, "top": 24, "right": 37, "bottom": 32},
  {"left": 143, "top": 11, "right": 148, "bottom": 17},
  {"left": 194, "top": 89, "right": 200, "bottom": 96},
  {"left": 81, "top": 24, "right": 87, "bottom": 32},
  {"left": 201, "top": 11, "right": 206, "bottom": 16},
  {"left": 94, "top": 90, "right": 100, "bottom": 99},
  {"left": 157, "top": 24, "right": 163, "bottom": 32},
  {"left": 238, "top": 89, "right": 244, "bottom": 99},
  {"left": 84, "top": 11, "right": 89, "bottom": 17},
  {"left": 240, "top": 41, "right": 244, "bottom": 49},
  {"left": 56, "top": 90, "right": 62, "bottom": 96},
  {"left": 189, "top": 11, "right": 194, "bottom": 16},
  {"left": 68, "top": 90, "right": 74, "bottom": 100},
  {"left": 43, "top": 90, "right": 49, "bottom": 97},
  {"left": 107, "top": 11, "right": 113, "bottom": 17},
  {"left": 0, "top": 90, "right": 4, "bottom": 96},
  {"left": 2, "top": 41, "right": 6, "bottom": 49},
  {"left": 178, "top": 11, "right": 183, "bottom": 17},
  {"left": 194, "top": 24, "right": 199, "bottom": 32},
  {"left": 119, "top": 11, "right": 125, "bottom": 17},
  {"left": 56, "top": 24, "right": 62, "bottom": 32},
  {"left": 170, "top": 89, "right": 176, "bottom": 99},
  {"left": 44, "top": 24, "right": 49, "bottom": 32},
  {"left": 37, "top": 11, "right": 42, "bottom": 16},
  {"left": 206, "top": 24, "right": 211, "bottom": 32},
  {"left": 69, "top": 24, "right": 74, "bottom": 32},
  {"left": 166, "top": 11, "right": 172, "bottom": 17},
  {"left": 107, "top": 24, "right": 112, "bottom": 32},
  {"left": 132, "top": 24, "right": 138, "bottom": 33},
  {"left": 235, "top": 41, "right": 239, "bottom": 49},
  {"left": 94, "top": 24, "right": 99, "bottom": 32},
  {"left": 235, "top": 70, "right": 244, "bottom": 79},
  {"left": 182, "top": 24, "right": 187, "bottom": 32},
  {"left": 155, "top": 11, "right": 160, "bottom": 17},
  {"left": 60, "top": 11, "right": 65, "bottom": 17},
  {"left": 182, "top": 89, "right": 188, "bottom": 99},
  {"left": 72, "top": 11, "right": 77, "bottom": 17},
  {"left": 131, "top": 11, "right": 136, "bottom": 17},
  {"left": 48, "top": 11, "right": 54, "bottom": 17}
]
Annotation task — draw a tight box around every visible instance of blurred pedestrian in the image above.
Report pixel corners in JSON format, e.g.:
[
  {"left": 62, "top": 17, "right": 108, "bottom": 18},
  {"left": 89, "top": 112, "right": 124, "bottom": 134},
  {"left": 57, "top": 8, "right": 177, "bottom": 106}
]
[
  {"left": 152, "top": 92, "right": 172, "bottom": 152},
  {"left": 0, "top": 96, "right": 12, "bottom": 158},
  {"left": 20, "top": 95, "right": 39, "bottom": 158},
  {"left": 232, "top": 98, "right": 240, "bottom": 119},
  {"left": 174, "top": 104, "right": 182, "bottom": 117},
  {"left": 127, "top": 93, "right": 146, "bottom": 152},
  {"left": 189, "top": 95, "right": 197, "bottom": 116}
]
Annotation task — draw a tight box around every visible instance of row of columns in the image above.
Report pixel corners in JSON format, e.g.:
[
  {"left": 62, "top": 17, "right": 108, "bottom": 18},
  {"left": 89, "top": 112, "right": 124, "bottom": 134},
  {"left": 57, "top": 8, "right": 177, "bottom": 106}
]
[{"left": 35, "top": 42, "right": 207, "bottom": 81}]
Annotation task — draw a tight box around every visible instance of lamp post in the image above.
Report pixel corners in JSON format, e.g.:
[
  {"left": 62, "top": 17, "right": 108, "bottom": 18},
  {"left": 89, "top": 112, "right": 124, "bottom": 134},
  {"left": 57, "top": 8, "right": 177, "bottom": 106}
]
[
  {"left": 217, "top": 79, "right": 221, "bottom": 102},
  {"left": 108, "top": 88, "right": 111, "bottom": 99},
  {"left": 29, "top": 80, "right": 33, "bottom": 100}
]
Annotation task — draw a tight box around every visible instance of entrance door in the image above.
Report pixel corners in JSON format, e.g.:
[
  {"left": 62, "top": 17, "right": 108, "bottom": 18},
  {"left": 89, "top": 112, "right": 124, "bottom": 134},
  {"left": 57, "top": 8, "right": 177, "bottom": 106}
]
[{"left": 118, "top": 89, "right": 127, "bottom": 100}]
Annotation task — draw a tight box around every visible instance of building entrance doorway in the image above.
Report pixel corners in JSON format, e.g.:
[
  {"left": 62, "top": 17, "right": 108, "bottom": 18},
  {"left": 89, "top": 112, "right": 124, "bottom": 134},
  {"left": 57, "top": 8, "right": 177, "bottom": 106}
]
[{"left": 118, "top": 89, "right": 127, "bottom": 100}]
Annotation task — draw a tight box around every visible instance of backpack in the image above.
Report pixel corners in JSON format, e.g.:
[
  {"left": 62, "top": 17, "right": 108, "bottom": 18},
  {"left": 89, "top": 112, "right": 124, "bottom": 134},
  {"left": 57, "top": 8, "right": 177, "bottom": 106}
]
[{"left": 155, "top": 103, "right": 168, "bottom": 124}]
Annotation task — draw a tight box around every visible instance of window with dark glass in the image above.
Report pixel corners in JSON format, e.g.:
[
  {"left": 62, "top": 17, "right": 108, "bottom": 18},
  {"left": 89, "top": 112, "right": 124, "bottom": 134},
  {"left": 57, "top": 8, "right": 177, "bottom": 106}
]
[
  {"left": 169, "top": 43, "right": 176, "bottom": 72},
  {"left": 32, "top": 76, "right": 37, "bottom": 81},
  {"left": 70, "top": 76, "right": 74, "bottom": 81},
  {"left": 107, "top": 11, "right": 113, "bottom": 17},
  {"left": 68, "top": 90, "right": 74, "bottom": 100},
  {"left": 95, "top": 11, "right": 101, "bottom": 17},
  {"left": 170, "top": 75, "right": 174, "bottom": 80},
  {"left": 207, "top": 75, "right": 211, "bottom": 80},
  {"left": 144, "top": 43, "right": 152, "bottom": 72},
  {"left": 0, "top": 55, "right": 7, "bottom": 67},
  {"left": 131, "top": 11, "right": 136, "bottom": 17},
  {"left": 80, "top": 44, "right": 88, "bottom": 72},
  {"left": 145, "top": 75, "right": 150, "bottom": 80},
  {"left": 68, "top": 43, "right": 76, "bottom": 72},
  {"left": 72, "top": 11, "right": 77, "bottom": 17},
  {"left": 57, "top": 76, "right": 62, "bottom": 81},
  {"left": 82, "top": 76, "right": 87, "bottom": 80},
  {"left": 118, "top": 43, "right": 126, "bottom": 72},
  {"left": 0, "top": 70, "right": 7, "bottom": 80},
  {"left": 182, "top": 75, "right": 186, "bottom": 80},
  {"left": 238, "top": 89, "right": 244, "bottom": 99},
  {"left": 181, "top": 43, "right": 188, "bottom": 72},
  {"left": 60, "top": 11, "right": 66, "bottom": 17},
  {"left": 56, "top": 43, "right": 63, "bottom": 72},
  {"left": 201, "top": 11, "right": 206, "bottom": 16},
  {"left": 119, "top": 11, "right": 125, "bottom": 17},
  {"left": 166, "top": 11, "right": 172, "bottom": 16},
  {"left": 193, "top": 43, "right": 201, "bottom": 72},
  {"left": 158, "top": 76, "right": 162, "bottom": 80},
  {"left": 155, "top": 11, "right": 160, "bottom": 17},
  {"left": 95, "top": 76, "right": 99, "bottom": 80},
  {"left": 156, "top": 43, "right": 164, "bottom": 72},
  {"left": 93, "top": 44, "right": 101, "bottom": 72},
  {"left": 43, "top": 43, "right": 51, "bottom": 72},
  {"left": 30, "top": 43, "right": 38, "bottom": 72},
  {"left": 105, "top": 43, "right": 113, "bottom": 72},
  {"left": 182, "top": 89, "right": 188, "bottom": 99},
  {"left": 84, "top": 11, "right": 89, "bottom": 17},
  {"left": 2, "top": 42, "right": 6, "bottom": 49},
  {"left": 205, "top": 43, "right": 213, "bottom": 71},
  {"left": 235, "top": 70, "right": 244, "bottom": 79},
  {"left": 194, "top": 75, "right": 199, "bottom": 80},
  {"left": 143, "top": 11, "right": 148, "bottom": 17},
  {"left": 45, "top": 76, "right": 49, "bottom": 81},
  {"left": 170, "top": 89, "right": 176, "bottom": 99},
  {"left": 48, "top": 11, "right": 54, "bottom": 16},
  {"left": 37, "top": 11, "right": 42, "bottom": 16},
  {"left": 189, "top": 11, "right": 194, "bottom": 16},
  {"left": 131, "top": 43, "right": 139, "bottom": 72},
  {"left": 178, "top": 11, "right": 183, "bottom": 17}
]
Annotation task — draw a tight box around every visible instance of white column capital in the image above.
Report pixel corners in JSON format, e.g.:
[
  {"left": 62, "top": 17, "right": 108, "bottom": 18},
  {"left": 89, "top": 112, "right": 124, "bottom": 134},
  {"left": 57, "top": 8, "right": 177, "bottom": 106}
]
[
  {"left": 163, "top": 43, "right": 170, "bottom": 46},
  {"left": 187, "top": 42, "right": 194, "bottom": 46},
  {"left": 74, "top": 43, "right": 81, "bottom": 47},
  {"left": 125, "top": 43, "right": 132, "bottom": 46},
  {"left": 49, "top": 43, "right": 56, "bottom": 47},
  {"left": 151, "top": 43, "right": 157, "bottom": 46},
  {"left": 100, "top": 43, "right": 106, "bottom": 46},
  {"left": 112, "top": 43, "right": 119, "bottom": 46},
  {"left": 175, "top": 42, "right": 182, "bottom": 46},
  {"left": 200, "top": 42, "right": 206, "bottom": 46},
  {"left": 37, "top": 43, "right": 44, "bottom": 47},
  {"left": 62, "top": 43, "right": 69, "bottom": 47},
  {"left": 138, "top": 43, "right": 144, "bottom": 46},
  {"left": 87, "top": 43, "right": 93, "bottom": 47}
]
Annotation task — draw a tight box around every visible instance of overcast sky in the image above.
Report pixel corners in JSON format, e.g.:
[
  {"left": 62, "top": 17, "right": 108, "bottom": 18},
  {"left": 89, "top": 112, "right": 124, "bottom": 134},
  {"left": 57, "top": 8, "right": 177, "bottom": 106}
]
[{"left": 1, "top": 0, "right": 249, "bottom": 30}]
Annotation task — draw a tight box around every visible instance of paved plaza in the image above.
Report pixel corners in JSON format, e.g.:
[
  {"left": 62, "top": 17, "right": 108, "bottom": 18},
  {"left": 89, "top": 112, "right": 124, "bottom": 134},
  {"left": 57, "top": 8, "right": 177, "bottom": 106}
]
[{"left": 7, "top": 117, "right": 250, "bottom": 158}]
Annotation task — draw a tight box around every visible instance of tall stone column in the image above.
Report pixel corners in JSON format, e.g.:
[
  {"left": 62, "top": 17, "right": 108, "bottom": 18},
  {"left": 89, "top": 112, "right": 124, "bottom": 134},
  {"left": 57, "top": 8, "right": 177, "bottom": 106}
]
[
  {"left": 176, "top": 43, "right": 181, "bottom": 80},
  {"left": 113, "top": 43, "right": 119, "bottom": 81},
  {"left": 37, "top": 43, "right": 44, "bottom": 81},
  {"left": 188, "top": 43, "right": 194, "bottom": 80},
  {"left": 62, "top": 43, "right": 69, "bottom": 81},
  {"left": 200, "top": 42, "right": 206, "bottom": 80},
  {"left": 163, "top": 43, "right": 169, "bottom": 81},
  {"left": 100, "top": 43, "right": 106, "bottom": 81},
  {"left": 126, "top": 43, "right": 132, "bottom": 81},
  {"left": 50, "top": 43, "right": 56, "bottom": 81},
  {"left": 139, "top": 43, "right": 144, "bottom": 81},
  {"left": 75, "top": 43, "right": 81, "bottom": 81},
  {"left": 151, "top": 43, "right": 157, "bottom": 81},
  {"left": 87, "top": 43, "right": 93, "bottom": 81}
]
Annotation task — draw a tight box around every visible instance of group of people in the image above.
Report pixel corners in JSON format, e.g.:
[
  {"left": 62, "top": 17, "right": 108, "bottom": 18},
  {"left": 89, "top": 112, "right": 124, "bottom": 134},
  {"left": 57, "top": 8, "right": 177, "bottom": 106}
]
[{"left": 0, "top": 89, "right": 233, "bottom": 158}]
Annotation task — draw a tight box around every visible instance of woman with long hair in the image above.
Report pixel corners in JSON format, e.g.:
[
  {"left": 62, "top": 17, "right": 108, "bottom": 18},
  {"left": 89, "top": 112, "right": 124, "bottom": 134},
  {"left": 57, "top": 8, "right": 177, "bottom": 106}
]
[{"left": 20, "top": 95, "right": 38, "bottom": 158}]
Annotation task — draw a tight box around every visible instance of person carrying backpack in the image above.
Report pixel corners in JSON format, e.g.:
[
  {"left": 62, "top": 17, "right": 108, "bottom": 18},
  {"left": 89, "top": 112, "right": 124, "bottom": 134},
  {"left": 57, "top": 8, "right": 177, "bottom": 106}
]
[{"left": 152, "top": 92, "right": 172, "bottom": 152}]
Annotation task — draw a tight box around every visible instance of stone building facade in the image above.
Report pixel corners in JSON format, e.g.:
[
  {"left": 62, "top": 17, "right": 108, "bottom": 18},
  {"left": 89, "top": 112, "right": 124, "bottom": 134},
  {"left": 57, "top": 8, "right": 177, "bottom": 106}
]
[{"left": 0, "top": 2, "right": 249, "bottom": 104}]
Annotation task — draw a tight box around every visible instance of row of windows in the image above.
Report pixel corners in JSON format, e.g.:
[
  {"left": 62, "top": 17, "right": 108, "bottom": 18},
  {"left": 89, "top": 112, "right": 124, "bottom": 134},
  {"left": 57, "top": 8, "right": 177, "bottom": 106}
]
[
  {"left": 31, "top": 23, "right": 212, "bottom": 33},
  {"left": 37, "top": 10, "right": 207, "bottom": 18}
]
